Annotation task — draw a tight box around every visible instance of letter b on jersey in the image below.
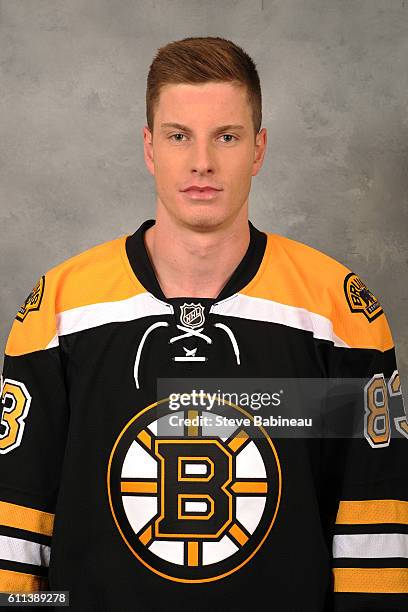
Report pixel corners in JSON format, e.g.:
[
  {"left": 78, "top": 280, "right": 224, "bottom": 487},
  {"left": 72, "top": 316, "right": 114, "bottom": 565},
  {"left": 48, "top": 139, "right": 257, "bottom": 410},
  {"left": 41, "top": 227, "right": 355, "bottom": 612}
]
[{"left": 155, "top": 440, "right": 232, "bottom": 538}]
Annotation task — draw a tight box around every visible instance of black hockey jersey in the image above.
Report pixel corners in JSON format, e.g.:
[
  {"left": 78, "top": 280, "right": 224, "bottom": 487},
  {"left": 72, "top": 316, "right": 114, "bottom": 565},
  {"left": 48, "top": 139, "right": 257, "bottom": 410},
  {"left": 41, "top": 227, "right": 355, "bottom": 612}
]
[{"left": 0, "top": 218, "right": 407, "bottom": 611}]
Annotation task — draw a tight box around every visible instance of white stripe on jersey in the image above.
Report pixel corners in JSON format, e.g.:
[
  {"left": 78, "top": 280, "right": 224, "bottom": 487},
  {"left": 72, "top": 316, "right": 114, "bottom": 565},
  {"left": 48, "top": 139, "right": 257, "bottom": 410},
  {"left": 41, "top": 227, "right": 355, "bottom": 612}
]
[
  {"left": 211, "top": 293, "right": 349, "bottom": 348},
  {"left": 47, "top": 292, "right": 173, "bottom": 347},
  {"left": 0, "top": 534, "right": 51, "bottom": 566},
  {"left": 333, "top": 533, "right": 408, "bottom": 558},
  {"left": 46, "top": 291, "right": 348, "bottom": 349}
]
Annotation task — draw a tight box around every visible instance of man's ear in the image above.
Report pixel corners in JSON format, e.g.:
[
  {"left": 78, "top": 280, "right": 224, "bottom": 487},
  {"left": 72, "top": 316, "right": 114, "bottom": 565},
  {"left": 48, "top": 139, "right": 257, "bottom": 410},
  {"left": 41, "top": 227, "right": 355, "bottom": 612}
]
[
  {"left": 143, "top": 125, "right": 155, "bottom": 177},
  {"left": 252, "top": 127, "right": 267, "bottom": 177}
]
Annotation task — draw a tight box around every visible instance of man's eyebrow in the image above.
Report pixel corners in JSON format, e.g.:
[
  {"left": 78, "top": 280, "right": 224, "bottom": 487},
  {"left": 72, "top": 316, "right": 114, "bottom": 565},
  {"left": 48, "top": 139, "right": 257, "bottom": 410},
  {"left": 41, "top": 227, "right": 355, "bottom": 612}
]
[{"left": 160, "top": 122, "right": 246, "bottom": 133}]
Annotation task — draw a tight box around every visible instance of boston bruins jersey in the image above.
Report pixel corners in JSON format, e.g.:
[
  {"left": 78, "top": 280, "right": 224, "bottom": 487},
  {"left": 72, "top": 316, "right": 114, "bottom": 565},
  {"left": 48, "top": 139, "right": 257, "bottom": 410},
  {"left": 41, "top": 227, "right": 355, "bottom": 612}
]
[{"left": 0, "top": 219, "right": 407, "bottom": 611}]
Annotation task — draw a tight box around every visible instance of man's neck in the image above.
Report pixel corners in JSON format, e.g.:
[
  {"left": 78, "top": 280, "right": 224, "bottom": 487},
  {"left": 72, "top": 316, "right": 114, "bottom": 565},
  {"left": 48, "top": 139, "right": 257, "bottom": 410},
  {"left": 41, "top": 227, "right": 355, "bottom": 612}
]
[{"left": 144, "top": 209, "right": 250, "bottom": 299}]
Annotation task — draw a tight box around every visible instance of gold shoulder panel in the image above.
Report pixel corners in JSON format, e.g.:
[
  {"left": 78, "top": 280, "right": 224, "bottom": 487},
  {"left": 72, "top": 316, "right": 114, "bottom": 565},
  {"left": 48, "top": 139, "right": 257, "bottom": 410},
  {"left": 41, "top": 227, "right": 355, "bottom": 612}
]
[
  {"left": 6, "top": 235, "right": 146, "bottom": 356},
  {"left": 240, "top": 233, "right": 393, "bottom": 351}
]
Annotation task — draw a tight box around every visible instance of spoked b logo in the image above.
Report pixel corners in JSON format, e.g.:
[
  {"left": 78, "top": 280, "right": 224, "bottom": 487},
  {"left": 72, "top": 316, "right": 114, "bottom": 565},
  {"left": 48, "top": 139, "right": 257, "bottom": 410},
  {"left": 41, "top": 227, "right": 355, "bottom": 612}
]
[{"left": 107, "top": 397, "right": 281, "bottom": 583}]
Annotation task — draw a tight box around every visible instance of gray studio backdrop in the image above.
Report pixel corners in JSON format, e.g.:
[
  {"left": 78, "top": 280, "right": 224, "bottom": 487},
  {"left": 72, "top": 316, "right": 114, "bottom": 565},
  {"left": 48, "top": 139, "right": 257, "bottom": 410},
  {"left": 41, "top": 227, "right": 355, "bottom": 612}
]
[{"left": 1, "top": 1, "right": 407, "bottom": 392}]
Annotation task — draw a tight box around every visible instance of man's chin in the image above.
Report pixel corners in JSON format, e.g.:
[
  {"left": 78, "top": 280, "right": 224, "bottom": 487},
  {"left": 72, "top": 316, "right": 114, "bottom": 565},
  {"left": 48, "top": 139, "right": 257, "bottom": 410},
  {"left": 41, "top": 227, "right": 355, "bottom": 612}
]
[
  {"left": 161, "top": 197, "right": 243, "bottom": 232},
  {"left": 178, "top": 211, "right": 231, "bottom": 232}
]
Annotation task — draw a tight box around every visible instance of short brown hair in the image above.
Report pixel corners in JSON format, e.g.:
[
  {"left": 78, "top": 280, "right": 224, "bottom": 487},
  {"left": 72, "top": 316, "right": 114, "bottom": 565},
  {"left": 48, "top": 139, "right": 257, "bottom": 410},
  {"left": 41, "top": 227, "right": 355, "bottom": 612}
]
[{"left": 146, "top": 36, "right": 262, "bottom": 137}]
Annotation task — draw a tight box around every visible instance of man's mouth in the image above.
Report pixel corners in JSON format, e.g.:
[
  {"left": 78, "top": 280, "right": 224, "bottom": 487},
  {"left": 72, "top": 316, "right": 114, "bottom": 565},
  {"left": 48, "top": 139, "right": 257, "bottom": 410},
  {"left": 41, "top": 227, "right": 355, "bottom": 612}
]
[{"left": 181, "top": 186, "right": 223, "bottom": 200}]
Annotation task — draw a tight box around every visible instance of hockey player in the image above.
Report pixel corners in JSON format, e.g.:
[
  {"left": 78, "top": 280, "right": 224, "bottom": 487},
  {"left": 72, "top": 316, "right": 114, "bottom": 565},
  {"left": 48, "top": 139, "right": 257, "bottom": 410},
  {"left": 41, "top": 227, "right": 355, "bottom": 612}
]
[{"left": 1, "top": 36, "right": 407, "bottom": 610}]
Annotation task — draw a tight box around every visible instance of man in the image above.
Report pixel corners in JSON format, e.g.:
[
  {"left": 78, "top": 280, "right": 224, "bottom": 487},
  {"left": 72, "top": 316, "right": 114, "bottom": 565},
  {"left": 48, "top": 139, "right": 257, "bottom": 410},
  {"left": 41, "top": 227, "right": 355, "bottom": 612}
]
[{"left": 0, "top": 36, "right": 407, "bottom": 611}]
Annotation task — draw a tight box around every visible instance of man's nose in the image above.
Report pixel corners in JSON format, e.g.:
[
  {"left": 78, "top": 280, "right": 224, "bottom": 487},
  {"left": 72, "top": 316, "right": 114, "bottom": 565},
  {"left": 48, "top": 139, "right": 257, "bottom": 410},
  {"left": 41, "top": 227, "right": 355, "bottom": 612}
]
[{"left": 190, "top": 141, "right": 216, "bottom": 174}]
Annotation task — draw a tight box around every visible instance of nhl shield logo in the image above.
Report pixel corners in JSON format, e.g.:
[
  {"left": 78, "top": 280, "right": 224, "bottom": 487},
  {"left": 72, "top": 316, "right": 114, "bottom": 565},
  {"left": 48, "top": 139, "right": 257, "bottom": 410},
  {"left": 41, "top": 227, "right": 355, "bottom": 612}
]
[
  {"left": 180, "top": 302, "right": 205, "bottom": 329},
  {"left": 344, "top": 272, "right": 383, "bottom": 322}
]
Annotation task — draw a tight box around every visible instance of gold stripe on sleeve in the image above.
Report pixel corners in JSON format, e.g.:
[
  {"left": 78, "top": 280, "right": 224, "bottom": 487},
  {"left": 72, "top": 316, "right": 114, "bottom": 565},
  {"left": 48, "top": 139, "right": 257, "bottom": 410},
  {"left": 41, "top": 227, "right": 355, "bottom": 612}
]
[
  {"left": 333, "top": 567, "right": 408, "bottom": 593},
  {"left": 0, "top": 569, "right": 48, "bottom": 593},
  {"left": 336, "top": 499, "right": 408, "bottom": 525},
  {"left": 0, "top": 501, "right": 54, "bottom": 537}
]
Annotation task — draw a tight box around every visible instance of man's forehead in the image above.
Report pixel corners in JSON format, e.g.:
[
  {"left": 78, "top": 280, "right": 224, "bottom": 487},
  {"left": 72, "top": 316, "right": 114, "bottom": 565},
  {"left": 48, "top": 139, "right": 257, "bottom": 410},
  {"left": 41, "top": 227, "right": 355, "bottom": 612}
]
[
  {"left": 158, "top": 81, "right": 247, "bottom": 105},
  {"left": 156, "top": 83, "right": 251, "bottom": 128}
]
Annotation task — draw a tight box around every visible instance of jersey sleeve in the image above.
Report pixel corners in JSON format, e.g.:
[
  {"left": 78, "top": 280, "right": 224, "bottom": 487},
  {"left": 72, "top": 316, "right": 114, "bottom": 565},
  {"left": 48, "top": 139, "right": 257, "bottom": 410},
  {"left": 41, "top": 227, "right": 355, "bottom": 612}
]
[
  {"left": 321, "top": 271, "right": 408, "bottom": 610},
  {"left": 0, "top": 273, "right": 69, "bottom": 592}
]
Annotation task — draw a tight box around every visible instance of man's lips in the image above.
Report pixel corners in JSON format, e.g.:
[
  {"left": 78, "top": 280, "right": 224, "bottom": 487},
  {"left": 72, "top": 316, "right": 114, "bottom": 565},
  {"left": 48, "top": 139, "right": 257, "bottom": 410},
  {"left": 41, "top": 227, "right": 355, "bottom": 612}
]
[
  {"left": 181, "top": 186, "right": 222, "bottom": 191},
  {"left": 180, "top": 186, "right": 223, "bottom": 200}
]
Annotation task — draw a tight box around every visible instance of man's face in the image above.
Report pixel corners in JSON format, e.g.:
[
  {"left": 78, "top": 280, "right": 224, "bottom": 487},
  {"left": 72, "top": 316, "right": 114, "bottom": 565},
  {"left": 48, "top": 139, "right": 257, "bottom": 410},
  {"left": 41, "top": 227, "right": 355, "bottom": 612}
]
[{"left": 143, "top": 81, "right": 267, "bottom": 230}]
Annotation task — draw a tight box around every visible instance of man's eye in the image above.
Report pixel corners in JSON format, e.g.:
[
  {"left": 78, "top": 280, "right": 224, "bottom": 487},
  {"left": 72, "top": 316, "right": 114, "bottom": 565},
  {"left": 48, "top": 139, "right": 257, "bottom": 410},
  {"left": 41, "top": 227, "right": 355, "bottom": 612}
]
[
  {"left": 220, "top": 134, "right": 237, "bottom": 143},
  {"left": 169, "top": 133, "right": 187, "bottom": 142}
]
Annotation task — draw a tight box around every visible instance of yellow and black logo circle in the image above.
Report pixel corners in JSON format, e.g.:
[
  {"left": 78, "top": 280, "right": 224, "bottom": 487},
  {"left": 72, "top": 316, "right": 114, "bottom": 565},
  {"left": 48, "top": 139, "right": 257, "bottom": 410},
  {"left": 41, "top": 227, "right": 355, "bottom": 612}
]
[
  {"left": 15, "top": 276, "right": 45, "bottom": 322},
  {"left": 107, "top": 398, "right": 282, "bottom": 583},
  {"left": 344, "top": 272, "right": 383, "bottom": 322}
]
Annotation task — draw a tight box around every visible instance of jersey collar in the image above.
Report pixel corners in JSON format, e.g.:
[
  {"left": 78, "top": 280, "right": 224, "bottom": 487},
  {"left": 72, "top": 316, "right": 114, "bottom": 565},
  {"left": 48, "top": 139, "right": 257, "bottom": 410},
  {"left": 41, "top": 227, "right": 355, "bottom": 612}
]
[{"left": 125, "top": 218, "right": 267, "bottom": 303}]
